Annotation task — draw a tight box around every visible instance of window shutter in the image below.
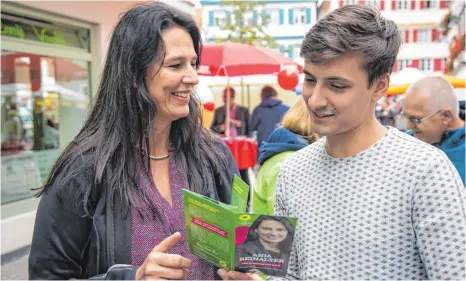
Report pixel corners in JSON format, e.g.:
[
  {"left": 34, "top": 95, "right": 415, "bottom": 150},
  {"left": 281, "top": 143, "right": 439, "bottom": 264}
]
[
  {"left": 209, "top": 11, "right": 214, "bottom": 27},
  {"left": 432, "top": 28, "right": 439, "bottom": 42},
  {"left": 440, "top": 0, "right": 448, "bottom": 8},
  {"left": 434, "top": 58, "right": 442, "bottom": 71},
  {"left": 393, "top": 60, "right": 399, "bottom": 72}
]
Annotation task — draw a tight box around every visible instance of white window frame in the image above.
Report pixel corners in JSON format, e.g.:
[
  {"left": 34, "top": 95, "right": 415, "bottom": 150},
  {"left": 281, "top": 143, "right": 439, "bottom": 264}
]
[
  {"left": 244, "top": 11, "right": 254, "bottom": 26},
  {"left": 397, "top": 0, "right": 409, "bottom": 10},
  {"left": 265, "top": 8, "right": 280, "bottom": 26},
  {"left": 213, "top": 11, "right": 227, "bottom": 28},
  {"left": 293, "top": 7, "right": 306, "bottom": 25},
  {"left": 366, "top": 0, "right": 380, "bottom": 8},
  {"left": 420, "top": 58, "right": 433, "bottom": 71},
  {"left": 418, "top": 28, "right": 430, "bottom": 43},
  {"left": 399, "top": 59, "right": 412, "bottom": 70},
  {"left": 426, "top": 0, "right": 439, "bottom": 9}
]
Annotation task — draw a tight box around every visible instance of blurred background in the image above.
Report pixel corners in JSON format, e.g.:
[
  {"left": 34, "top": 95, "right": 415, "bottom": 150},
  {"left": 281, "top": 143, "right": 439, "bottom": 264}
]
[{"left": 1, "top": 0, "right": 464, "bottom": 278}]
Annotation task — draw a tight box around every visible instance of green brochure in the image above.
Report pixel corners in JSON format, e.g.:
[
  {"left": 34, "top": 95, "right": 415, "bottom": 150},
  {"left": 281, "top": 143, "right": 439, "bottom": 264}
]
[{"left": 182, "top": 175, "right": 298, "bottom": 277}]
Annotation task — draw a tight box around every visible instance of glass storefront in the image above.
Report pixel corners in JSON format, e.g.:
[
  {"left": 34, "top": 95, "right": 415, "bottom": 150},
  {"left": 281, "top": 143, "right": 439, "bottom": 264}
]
[{"left": 1, "top": 4, "right": 94, "bottom": 206}]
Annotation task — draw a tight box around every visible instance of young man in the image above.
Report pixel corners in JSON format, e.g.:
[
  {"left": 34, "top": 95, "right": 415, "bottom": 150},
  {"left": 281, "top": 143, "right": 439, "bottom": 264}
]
[
  {"left": 402, "top": 76, "right": 465, "bottom": 185},
  {"left": 218, "top": 4, "right": 465, "bottom": 280}
]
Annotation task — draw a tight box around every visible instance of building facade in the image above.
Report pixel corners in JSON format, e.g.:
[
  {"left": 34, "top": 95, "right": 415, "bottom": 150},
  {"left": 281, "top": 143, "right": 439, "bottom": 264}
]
[
  {"left": 326, "top": 0, "right": 450, "bottom": 74},
  {"left": 200, "top": 0, "right": 321, "bottom": 65}
]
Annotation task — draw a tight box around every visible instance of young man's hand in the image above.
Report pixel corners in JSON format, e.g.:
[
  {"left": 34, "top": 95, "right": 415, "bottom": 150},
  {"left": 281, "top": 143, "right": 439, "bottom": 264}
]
[{"left": 217, "top": 268, "right": 263, "bottom": 280}]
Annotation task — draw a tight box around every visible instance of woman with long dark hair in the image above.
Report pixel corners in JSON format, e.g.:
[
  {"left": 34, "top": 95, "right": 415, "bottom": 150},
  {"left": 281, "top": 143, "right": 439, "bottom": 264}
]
[
  {"left": 234, "top": 215, "right": 295, "bottom": 276},
  {"left": 28, "top": 2, "right": 239, "bottom": 280}
]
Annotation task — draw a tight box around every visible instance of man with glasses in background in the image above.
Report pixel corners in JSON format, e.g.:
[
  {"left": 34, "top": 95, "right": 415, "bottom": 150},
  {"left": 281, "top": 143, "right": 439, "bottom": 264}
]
[{"left": 402, "top": 76, "right": 465, "bottom": 185}]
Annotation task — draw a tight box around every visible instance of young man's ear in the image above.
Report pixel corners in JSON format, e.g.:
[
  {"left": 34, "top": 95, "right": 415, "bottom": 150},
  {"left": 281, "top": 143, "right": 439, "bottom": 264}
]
[{"left": 372, "top": 74, "right": 390, "bottom": 102}]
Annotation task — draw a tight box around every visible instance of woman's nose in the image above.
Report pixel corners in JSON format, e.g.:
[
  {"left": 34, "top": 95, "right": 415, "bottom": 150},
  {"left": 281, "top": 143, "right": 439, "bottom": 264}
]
[{"left": 182, "top": 66, "right": 199, "bottom": 85}]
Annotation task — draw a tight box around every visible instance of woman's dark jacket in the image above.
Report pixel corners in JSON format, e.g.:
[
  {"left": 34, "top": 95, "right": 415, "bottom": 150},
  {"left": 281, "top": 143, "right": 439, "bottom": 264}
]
[{"left": 28, "top": 140, "right": 239, "bottom": 280}]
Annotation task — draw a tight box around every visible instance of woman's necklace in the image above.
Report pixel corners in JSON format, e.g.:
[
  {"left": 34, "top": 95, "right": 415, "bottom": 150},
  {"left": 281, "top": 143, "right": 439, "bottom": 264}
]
[{"left": 148, "top": 154, "right": 169, "bottom": 160}]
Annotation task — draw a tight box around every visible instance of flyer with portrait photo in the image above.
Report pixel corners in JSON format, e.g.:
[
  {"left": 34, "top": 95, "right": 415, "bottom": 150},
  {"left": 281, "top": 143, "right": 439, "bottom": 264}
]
[{"left": 182, "top": 175, "right": 298, "bottom": 277}]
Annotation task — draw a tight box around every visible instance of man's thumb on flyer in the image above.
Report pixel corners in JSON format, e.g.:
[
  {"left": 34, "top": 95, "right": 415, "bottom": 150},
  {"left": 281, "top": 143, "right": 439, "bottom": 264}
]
[{"left": 153, "top": 232, "right": 182, "bottom": 253}]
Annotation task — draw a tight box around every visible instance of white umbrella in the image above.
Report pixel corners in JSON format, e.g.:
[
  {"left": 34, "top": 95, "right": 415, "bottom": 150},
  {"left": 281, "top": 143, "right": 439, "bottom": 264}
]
[{"left": 390, "top": 67, "right": 427, "bottom": 86}]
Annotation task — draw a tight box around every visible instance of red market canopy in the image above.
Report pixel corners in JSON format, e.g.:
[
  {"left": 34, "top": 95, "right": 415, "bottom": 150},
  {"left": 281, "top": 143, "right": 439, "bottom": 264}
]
[{"left": 198, "top": 42, "right": 303, "bottom": 77}]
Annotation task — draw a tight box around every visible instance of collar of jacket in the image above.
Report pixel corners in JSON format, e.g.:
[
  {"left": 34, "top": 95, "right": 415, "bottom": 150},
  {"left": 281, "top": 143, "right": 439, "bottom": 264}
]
[{"left": 437, "top": 126, "right": 465, "bottom": 149}]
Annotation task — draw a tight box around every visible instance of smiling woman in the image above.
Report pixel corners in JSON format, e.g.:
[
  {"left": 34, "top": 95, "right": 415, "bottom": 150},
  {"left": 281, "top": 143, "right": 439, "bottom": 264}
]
[{"left": 28, "top": 2, "right": 240, "bottom": 280}]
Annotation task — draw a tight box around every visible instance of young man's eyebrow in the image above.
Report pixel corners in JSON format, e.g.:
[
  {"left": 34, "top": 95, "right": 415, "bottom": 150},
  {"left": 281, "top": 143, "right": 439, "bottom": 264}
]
[
  {"left": 303, "top": 70, "right": 351, "bottom": 83},
  {"left": 303, "top": 69, "right": 314, "bottom": 77},
  {"left": 327, "top": 77, "right": 351, "bottom": 83}
]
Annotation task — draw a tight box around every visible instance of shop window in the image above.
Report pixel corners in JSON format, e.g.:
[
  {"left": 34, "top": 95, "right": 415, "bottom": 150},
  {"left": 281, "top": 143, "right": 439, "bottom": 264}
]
[{"left": 1, "top": 52, "right": 90, "bottom": 204}]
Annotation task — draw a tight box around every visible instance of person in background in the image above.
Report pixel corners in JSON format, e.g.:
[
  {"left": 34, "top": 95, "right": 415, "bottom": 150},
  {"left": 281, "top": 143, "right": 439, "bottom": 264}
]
[
  {"left": 250, "top": 86, "right": 289, "bottom": 149},
  {"left": 210, "top": 87, "right": 250, "bottom": 137},
  {"left": 44, "top": 118, "right": 60, "bottom": 149},
  {"left": 2, "top": 103, "right": 23, "bottom": 151},
  {"left": 402, "top": 76, "right": 465, "bottom": 185},
  {"left": 252, "top": 99, "right": 318, "bottom": 215},
  {"left": 375, "top": 96, "right": 395, "bottom": 126},
  {"left": 29, "top": 3, "right": 238, "bottom": 280},
  {"left": 211, "top": 87, "right": 250, "bottom": 184}
]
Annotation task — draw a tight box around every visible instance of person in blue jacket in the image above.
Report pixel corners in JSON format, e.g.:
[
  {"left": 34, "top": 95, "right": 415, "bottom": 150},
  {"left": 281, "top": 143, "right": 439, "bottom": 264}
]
[
  {"left": 250, "top": 86, "right": 289, "bottom": 149},
  {"left": 402, "top": 76, "right": 465, "bottom": 185}
]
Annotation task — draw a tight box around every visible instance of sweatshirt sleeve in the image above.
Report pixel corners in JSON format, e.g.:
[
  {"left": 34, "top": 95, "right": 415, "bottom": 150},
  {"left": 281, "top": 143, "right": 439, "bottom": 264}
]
[{"left": 412, "top": 150, "right": 465, "bottom": 280}]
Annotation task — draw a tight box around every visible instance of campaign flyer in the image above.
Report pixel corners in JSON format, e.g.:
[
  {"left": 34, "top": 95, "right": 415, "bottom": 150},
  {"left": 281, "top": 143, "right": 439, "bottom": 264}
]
[{"left": 182, "top": 175, "right": 297, "bottom": 277}]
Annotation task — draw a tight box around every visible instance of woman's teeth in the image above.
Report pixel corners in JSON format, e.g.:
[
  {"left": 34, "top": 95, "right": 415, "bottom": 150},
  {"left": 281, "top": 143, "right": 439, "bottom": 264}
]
[{"left": 172, "top": 91, "right": 190, "bottom": 98}]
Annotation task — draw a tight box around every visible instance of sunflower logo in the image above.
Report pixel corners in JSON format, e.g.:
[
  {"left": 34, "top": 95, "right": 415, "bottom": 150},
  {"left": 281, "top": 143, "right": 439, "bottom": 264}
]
[{"left": 239, "top": 214, "right": 251, "bottom": 221}]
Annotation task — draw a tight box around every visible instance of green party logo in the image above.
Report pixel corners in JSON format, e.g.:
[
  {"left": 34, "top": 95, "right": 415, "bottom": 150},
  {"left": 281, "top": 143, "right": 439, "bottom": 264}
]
[{"left": 239, "top": 214, "right": 251, "bottom": 221}]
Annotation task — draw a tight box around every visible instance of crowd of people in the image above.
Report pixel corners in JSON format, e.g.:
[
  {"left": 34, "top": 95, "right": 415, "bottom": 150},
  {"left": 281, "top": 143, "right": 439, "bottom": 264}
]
[{"left": 28, "top": 2, "right": 464, "bottom": 281}]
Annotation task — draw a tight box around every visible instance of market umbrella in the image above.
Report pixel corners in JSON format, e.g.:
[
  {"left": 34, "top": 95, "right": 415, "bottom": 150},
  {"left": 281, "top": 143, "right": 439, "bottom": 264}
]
[
  {"left": 198, "top": 42, "right": 302, "bottom": 136},
  {"left": 198, "top": 42, "right": 302, "bottom": 77},
  {"left": 387, "top": 67, "right": 465, "bottom": 95}
]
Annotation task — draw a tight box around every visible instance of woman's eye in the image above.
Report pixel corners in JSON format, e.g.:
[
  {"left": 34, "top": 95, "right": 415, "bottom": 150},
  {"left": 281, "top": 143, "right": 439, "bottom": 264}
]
[{"left": 170, "top": 64, "right": 181, "bottom": 68}]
